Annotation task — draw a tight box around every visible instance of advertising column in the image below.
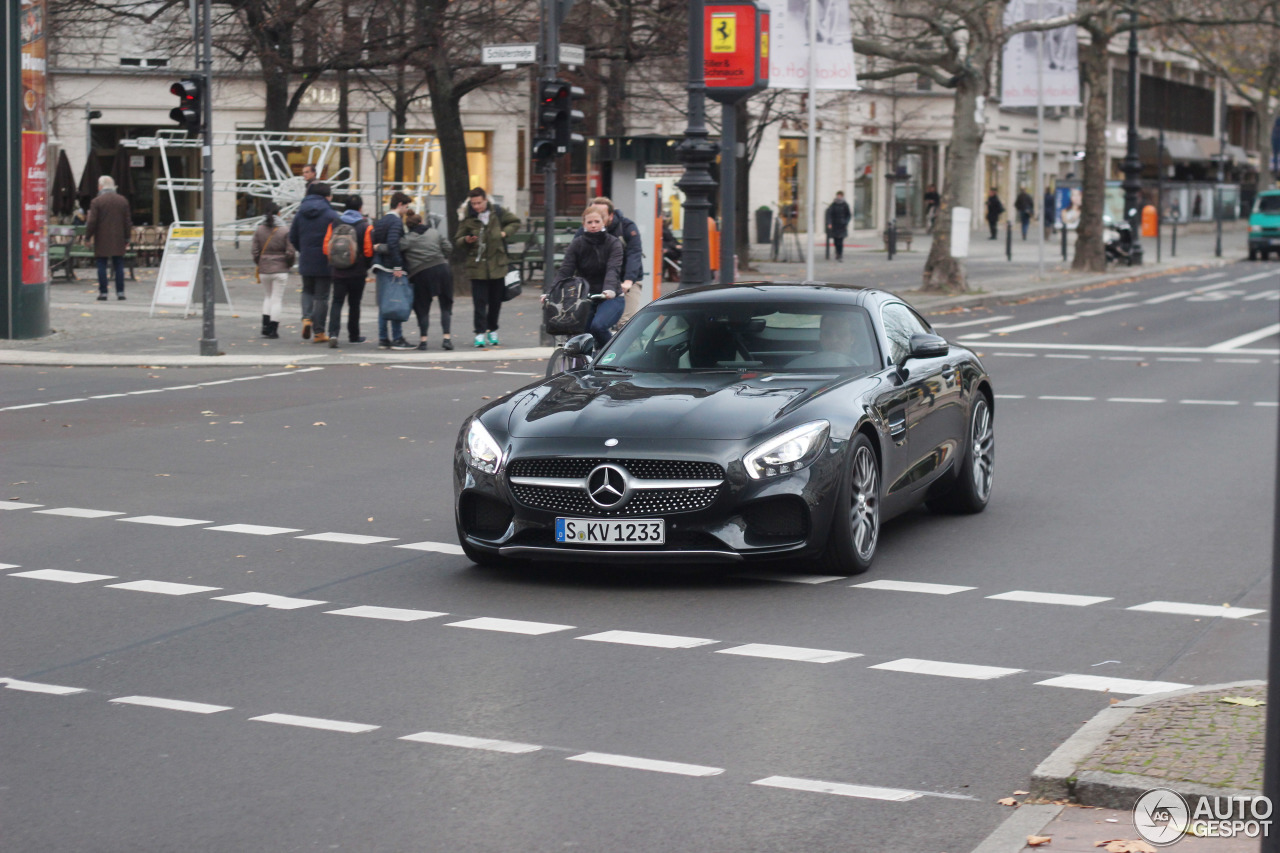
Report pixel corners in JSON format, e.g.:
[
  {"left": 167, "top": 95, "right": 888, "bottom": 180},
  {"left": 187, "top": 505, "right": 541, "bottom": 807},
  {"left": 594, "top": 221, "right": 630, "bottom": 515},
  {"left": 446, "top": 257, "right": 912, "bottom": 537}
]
[{"left": 2, "top": 0, "right": 51, "bottom": 338}]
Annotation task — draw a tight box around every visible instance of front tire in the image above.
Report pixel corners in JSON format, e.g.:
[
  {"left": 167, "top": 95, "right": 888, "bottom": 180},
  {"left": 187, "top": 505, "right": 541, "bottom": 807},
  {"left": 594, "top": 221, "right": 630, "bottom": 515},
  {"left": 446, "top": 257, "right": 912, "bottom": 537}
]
[
  {"left": 930, "top": 395, "right": 994, "bottom": 514},
  {"left": 819, "top": 434, "right": 880, "bottom": 575}
]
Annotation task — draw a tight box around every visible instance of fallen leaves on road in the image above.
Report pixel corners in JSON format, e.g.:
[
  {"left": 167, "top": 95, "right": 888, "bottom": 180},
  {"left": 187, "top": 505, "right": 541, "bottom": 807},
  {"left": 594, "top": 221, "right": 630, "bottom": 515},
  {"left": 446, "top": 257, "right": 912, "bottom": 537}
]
[
  {"left": 1013, "top": 790, "right": 1029, "bottom": 795},
  {"left": 997, "top": 797, "right": 1019, "bottom": 807},
  {"left": 312, "top": 421, "right": 326, "bottom": 426},
  {"left": 1027, "top": 835, "right": 1051, "bottom": 847},
  {"left": 1095, "top": 841, "right": 1156, "bottom": 852},
  {"left": 1220, "top": 696, "right": 1265, "bottom": 707}
]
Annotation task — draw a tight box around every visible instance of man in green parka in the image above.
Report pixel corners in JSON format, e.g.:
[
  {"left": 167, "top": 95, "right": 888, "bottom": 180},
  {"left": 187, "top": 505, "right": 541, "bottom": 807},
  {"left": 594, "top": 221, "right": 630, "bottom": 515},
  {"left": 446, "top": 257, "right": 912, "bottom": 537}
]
[{"left": 454, "top": 187, "right": 521, "bottom": 348}]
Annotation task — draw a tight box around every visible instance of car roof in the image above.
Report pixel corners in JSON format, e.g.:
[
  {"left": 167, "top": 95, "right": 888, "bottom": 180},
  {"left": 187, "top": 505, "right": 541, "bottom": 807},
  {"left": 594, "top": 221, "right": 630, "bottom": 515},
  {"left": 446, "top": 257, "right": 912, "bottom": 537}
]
[{"left": 655, "top": 281, "right": 891, "bottom": 308}]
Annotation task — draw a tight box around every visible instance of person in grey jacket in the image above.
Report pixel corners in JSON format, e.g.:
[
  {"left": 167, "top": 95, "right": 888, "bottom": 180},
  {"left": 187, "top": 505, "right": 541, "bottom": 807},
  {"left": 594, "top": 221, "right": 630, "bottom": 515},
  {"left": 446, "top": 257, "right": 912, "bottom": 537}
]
[
  {"left": 401, "top": 211, "right": 455, "bottom": 351},
  {"left": 251, "top": 203, "right": 295, "bottom": 338}
]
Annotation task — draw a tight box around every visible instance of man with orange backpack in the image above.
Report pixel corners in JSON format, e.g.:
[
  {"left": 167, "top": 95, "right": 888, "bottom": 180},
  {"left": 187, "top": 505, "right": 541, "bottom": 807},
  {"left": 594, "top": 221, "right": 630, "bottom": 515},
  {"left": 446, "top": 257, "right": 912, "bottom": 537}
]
[{"left": 324, "top": 194, "right": 375, "bottom": 348}]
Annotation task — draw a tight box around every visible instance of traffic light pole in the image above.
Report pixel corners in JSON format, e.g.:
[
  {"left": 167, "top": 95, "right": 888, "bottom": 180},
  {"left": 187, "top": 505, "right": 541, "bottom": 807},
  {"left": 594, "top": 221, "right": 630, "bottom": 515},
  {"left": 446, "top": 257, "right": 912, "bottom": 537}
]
[
  {"left": 676, "top": 0, "right": 718, "bottom": 288},
  {"left": 540, "top": 0, "right": 558, "bottom": 316},
  {"left": 198, "top": 0, "right": 217, "bottom": 356}
]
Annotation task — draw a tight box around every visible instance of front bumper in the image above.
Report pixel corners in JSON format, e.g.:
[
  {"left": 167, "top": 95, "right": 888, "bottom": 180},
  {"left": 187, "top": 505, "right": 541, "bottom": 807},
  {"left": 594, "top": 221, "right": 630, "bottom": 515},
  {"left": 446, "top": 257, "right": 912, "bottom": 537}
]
[{"left": 455, "top": 436, "right": 845, "bottom": 564}]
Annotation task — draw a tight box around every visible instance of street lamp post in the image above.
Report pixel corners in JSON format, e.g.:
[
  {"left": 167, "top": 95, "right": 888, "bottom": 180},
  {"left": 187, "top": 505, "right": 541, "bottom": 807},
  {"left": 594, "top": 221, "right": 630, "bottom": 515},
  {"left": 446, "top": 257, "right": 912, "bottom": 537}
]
[
  {"left": 1121, "top": 4, "right": 1144, "bottom": 266},
  {"left": 675, "top": 0, "right": 719, "bottom": 288}
]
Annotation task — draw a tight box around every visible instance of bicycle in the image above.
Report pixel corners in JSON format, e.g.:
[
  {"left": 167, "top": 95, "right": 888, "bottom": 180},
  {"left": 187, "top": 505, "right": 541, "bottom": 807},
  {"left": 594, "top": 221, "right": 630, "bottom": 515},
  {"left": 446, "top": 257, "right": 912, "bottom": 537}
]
[{"left": 545, "top": 292, "right": 609, "bottom": 377}]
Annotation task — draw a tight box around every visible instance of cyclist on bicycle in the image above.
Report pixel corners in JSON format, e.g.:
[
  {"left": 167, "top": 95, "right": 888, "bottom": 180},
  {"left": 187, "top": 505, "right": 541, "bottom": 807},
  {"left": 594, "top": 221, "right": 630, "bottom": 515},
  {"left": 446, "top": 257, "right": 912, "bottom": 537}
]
[{"left": 555, "top": 205, "right": 624, "bottom": 349}]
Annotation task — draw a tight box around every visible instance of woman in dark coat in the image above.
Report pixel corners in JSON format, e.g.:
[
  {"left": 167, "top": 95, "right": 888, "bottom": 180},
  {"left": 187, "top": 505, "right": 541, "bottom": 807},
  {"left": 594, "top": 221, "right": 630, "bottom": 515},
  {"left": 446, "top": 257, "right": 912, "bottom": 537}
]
[{"left": 556, "top": 205, "right": 623, "bottom": 348}]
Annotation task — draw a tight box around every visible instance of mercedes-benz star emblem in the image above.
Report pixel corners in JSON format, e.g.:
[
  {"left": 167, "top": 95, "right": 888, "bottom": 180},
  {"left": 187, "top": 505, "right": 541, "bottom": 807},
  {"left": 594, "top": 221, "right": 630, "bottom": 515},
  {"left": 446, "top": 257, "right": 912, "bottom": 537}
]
[{"left": 587, "top": 464, "right": 628, "bottom": 508}]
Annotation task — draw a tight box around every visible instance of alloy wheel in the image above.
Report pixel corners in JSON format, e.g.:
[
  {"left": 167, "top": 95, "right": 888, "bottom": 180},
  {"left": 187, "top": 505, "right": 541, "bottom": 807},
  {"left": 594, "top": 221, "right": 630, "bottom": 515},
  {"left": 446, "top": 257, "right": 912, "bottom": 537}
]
[
  {"left": 970, "top": 399, "right": 995, "bottom": 503},
  {"left": 849, "top": 444, "right": 879, "bottom": 561}
]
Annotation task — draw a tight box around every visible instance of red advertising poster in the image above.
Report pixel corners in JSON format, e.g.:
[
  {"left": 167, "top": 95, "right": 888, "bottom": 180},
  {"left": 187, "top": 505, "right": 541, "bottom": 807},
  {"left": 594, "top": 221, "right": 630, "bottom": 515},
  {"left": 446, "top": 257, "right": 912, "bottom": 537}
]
[
  {"left": 705, "top": 5, "right": 757, "bottom": 89},
  {"left": 21, "top": 0, "right": 48, "bottom": 285}
]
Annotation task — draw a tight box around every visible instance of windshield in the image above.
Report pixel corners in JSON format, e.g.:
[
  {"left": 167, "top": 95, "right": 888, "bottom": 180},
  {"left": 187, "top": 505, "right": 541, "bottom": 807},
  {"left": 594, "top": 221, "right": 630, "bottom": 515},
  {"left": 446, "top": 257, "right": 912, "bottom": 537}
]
[
  {"left": 1257, "top": 195, "right": 1280, "bottom": 214},
  {"left": 595, "top": 301, "right": 881, "bottom": 374}
]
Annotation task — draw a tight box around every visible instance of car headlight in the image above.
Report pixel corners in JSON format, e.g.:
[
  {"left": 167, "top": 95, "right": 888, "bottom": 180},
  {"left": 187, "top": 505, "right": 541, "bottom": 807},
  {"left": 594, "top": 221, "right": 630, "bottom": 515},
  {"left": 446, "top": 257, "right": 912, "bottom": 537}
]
[
  {"left": 463, "top": 418, "right": 503, "bottom": 474},
  {"left": 743, "top": 420, "right": 830, "bottom": 480},
  {"left": 1250, "top": 224, "right": 1262, "bottom": 233}
]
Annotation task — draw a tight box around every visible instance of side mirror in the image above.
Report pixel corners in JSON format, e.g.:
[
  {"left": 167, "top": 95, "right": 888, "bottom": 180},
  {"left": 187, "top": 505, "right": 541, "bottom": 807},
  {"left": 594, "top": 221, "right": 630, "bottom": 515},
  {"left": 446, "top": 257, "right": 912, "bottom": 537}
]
[
  {"left": 563, "top": 333, "right": 596, "bottom": 359},
  {"left": 906, "top": 333, "right": 949, "bottom": 361}
]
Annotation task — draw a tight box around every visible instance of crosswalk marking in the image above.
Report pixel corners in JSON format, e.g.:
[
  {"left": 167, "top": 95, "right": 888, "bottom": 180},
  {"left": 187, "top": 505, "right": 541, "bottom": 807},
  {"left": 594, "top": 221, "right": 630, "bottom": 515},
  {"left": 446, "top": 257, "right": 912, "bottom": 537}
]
[
  {"left": 400, "top": 731, "right": 541, "bottom": 753},
  {"left": 0, "top": 678, "right": 86, "bottom": 695},
  {"left": 566, "top": 752, "right": 724, "bottom": 777},
  {"left": 870, "top": 658, "right": 1022, "bottom": 680},
  {"left": 110, "top": 695, "right": 232, "bottom": 714},
  {"left": 447, "top": 617, "right": 575, "bottom": 635},
  {"left": 10, "top": 569, "right": 116, "bottom": 583},
  {"left": 213, "top": 592, "right": 327, "bottom": 610},
  {"left": 751, "top": 776, "right": 924, "bottom": 801},
  {"left": 577, "top": 630, "right": 718, "bottom": 649},
  {"left": 852, "top": 579, "right": 976, "bottom": 595},
  {"left": 249, "top": 713, "right": 379, "bottom": 733},
  {"left": 1127, "top": 601, "right": 1266, "bottom": 619},
  {"left": 396, "top": 541, "right": 466, "bottom": 555},
  {"left": 296, "top": 532, "right": 398, "bottom": 545},
  {"left": 732, "top": 571, "right": 848, "bottom": 584},
  {"left": 205, "top": 523, "right": 303, "bottom": 535},
  {"left": 120, "top": 515, "right": 213, "bottom": 527},
  {"left": 326, "top": 605, "right": 447, "bottom": 622},
  {"left": 0, "top": 501, "right": 42, "bottom": 510},
  {"left": 716, "top": 644, "right": 861, "bottom": 663},
  {"left": 34, "top": 507, "right": 124, "bottom": 518},
  {"left": 1036, "top": 674, "right": 1191, "bottom": 695},
  {"left": 107, "top": 580, "right": 221, "bottom": 595},
  {"left": 986, "top": 590, "right": 1113, "bottom": 607}
]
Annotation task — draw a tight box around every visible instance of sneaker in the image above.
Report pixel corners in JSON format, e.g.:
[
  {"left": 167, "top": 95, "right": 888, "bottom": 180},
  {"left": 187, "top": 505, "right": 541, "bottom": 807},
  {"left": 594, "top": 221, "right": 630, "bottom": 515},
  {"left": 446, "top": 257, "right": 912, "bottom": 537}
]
[
  {"left": 474, "top": 334, "right": 486, "bottom": 348},
  {"left": 96, "top": 294, "right": 107, "bottom": 301},
  {"left": 441, "top": 338, "right": 454, "bottom": 351},
  {"left": 328, "top": 338, "right": 339, "bottom": 349},
  {"left": 117, "top": 294, "right": 126, "bottom": 300},
  {"left": 415, "top": 341, "right": 429, "bottom": 351},
  {"left": 378, "top": 338, "right": 393, "bottom": 349},
  {"left": 391, "top": 338, "right": 415, "bottom": 350},
  {"left": 313, "top": 332, "right": 330, "bottom": 344},
  {"left": 302, "top": 319, "right": 312, "bottom": 340},
  {"left": 487, "top": 332, "right": 499, "bottom": 346},
  {"left": 348, "top": 336, "right": 367, "bottom": 344}
]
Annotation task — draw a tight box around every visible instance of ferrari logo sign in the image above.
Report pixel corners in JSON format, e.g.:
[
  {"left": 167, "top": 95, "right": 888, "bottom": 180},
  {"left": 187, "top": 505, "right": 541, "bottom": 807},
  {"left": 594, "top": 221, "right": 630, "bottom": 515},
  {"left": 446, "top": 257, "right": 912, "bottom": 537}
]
[{"left": 711, "top": 14, "right": 736, "bottom": 53}]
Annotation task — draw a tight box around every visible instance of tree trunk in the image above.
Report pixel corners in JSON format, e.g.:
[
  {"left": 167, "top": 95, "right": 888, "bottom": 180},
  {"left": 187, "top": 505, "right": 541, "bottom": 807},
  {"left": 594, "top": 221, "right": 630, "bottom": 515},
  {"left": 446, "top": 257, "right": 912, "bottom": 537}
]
[
  {"left": 922, "top": 73, "right": 986, "bottom": 292},
  {"left": 262, "top": 65, "right": 292, "bottom": 133},
  {"left": 337, "top": 68, "right": 351, "bottom": 176},
  {"left": 424, "top": 60, "right": 473, "bottom": 295},
  {"left": 1072, "top": 30, "right": 1110, "bottom": 272}
]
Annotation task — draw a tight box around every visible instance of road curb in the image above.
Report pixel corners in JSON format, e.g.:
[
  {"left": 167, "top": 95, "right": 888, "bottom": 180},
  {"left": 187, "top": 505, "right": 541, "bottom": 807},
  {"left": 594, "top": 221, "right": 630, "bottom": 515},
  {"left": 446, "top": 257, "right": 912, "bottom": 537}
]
[
  {"left": 967, "top": 804, "right": 1063, "bottom": 853},
  {"left": 1028, "top": 680, "right": 1266, "bottom": 808}
]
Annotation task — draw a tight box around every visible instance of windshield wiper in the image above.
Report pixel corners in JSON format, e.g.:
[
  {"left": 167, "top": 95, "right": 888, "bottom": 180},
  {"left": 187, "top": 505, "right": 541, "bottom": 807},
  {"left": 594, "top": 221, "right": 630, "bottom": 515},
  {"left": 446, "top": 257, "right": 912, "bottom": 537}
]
[{"left": 591, "top": 364, "right": 632, "bottom": 373}]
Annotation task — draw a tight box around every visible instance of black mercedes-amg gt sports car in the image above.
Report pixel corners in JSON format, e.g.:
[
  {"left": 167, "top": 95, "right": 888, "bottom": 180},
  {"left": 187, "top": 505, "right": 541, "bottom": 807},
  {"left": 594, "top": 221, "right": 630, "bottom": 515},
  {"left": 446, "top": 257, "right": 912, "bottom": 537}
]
[{"left": 454, "top": 283, "right": 994, "bottom": 573}]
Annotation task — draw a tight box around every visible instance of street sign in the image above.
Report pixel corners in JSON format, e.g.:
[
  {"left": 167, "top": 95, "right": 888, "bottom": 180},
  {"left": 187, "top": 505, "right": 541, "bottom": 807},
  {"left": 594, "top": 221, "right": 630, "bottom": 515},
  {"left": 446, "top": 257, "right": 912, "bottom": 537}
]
[
  {"left": 559, "top": 43, "right": 585, "bottom": 66},
  {"left": 704, "top": 0, "right": 770, "bottom": 104},
  {"left": 366, "top": 111, "right": 392, "bottom": 161},
  {"left": 482, "top": 43, "right": 537, "bottom": 65}
]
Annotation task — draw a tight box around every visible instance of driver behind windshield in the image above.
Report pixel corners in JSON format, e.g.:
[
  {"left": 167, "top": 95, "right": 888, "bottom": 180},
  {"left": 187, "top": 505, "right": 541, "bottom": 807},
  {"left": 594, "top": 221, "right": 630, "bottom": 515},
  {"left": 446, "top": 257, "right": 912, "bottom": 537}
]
[{"left": 788, "top": 312, "right": 864, "bottom": 368}]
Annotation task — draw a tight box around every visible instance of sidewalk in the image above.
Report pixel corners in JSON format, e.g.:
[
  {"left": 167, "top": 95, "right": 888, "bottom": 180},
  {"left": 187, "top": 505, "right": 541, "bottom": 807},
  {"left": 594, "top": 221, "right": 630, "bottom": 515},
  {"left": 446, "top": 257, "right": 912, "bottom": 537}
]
[
  {"left": 0, "top": 222, "right": 1249, "bottom": 367},
  {"left": 973, "top": 682, "right": 1267, "bottom": 852}
]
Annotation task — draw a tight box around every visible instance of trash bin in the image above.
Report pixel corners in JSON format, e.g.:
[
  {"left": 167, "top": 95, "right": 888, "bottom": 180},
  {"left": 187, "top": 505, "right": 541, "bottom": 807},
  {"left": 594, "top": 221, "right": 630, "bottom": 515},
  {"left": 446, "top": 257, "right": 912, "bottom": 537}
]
[{"left": 755, "top": 208, "right": 772, "bottom": 244}]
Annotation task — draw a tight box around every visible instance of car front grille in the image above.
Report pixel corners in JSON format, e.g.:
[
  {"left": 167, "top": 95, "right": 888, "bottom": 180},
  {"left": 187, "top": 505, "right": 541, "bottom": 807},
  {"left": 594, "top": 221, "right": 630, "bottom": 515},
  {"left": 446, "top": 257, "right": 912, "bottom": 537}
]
[
  {"left": 508, "top": 483, "right": 720, "bottom": 517},
  {"left": 508, "top": 458, "right": 724, "bottom": 481}
]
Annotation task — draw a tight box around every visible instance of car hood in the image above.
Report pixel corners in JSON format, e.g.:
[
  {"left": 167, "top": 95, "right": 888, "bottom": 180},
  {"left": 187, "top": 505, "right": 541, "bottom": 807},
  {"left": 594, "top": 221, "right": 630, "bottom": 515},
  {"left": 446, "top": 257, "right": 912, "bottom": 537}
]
[{"left": 505, "top": 370, "right": 855, "bottom": 440}]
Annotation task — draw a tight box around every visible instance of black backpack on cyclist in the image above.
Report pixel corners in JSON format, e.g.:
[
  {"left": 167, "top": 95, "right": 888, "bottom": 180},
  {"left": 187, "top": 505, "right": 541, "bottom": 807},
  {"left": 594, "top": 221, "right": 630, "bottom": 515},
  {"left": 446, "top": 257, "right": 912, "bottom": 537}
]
[{"left": 542, "top": 276, "right": 594, "bottom": 335}]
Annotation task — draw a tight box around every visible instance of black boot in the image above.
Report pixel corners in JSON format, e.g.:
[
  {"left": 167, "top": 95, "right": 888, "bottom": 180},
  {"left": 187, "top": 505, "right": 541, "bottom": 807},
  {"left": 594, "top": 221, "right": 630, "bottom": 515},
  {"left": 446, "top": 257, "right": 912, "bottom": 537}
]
[
  {"left": 265, "top": 321, "right": 280, "bottom": 339},
  {"left": 261, "top": 314, "right": 271, "bottom": 336}
]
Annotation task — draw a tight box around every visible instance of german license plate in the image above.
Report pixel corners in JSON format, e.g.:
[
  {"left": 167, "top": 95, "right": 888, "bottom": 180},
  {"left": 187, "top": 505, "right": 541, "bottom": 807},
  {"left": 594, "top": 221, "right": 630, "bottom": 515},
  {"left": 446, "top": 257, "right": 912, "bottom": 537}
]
[{"left": 556, "top": 518, "right": 665, "bottom": 545}]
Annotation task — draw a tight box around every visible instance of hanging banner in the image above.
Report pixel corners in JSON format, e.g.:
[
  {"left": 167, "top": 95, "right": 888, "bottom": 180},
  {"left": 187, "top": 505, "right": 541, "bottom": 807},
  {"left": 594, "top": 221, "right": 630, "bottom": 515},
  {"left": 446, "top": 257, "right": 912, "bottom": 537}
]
[
  {"left": 1001, "top": 0, "right": 1080, "bottom": 107},
  {"left": 20, "top": 0, "right": 48, "bottom": 286},
  {"left": 764, "top": 0, "right": 857, "bottom": 91}
]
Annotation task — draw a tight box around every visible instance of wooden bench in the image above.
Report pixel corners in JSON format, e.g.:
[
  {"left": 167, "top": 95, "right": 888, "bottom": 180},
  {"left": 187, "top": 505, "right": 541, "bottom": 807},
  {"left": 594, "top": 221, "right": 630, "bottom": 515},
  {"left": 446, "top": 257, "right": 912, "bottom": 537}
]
[
  {"left": 49, "top": 225, "right": 138, "bottom": 282},
  {"left": 882, "top": 228, "right": 913, "bottom": 251}
]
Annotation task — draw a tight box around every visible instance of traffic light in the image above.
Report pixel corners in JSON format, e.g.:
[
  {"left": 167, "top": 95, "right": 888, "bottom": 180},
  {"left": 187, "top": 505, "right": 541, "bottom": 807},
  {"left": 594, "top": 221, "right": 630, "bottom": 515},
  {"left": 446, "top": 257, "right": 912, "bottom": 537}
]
[
  {"left": 533, "top": 80, "right": 561, "bottom": 163},
  {"left": 553, "top": 82, "right": 586, "bottom": 151},
  {"left": 169, "top": 78, "right": 202, "bottom": 135}
]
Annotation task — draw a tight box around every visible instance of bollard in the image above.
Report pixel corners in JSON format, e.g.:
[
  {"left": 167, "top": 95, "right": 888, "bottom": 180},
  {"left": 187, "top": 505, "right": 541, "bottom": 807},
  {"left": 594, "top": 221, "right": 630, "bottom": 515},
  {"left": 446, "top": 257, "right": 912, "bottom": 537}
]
[
  {"left": 1171, "top": 221, "right": 1177, "bottom": 258},
  {"left": 1006, "top": 221, "right": 1013, "bottom": 261},
  {"left": 1061, "top": 224, "right": 1068, "bottom": 261},
  {"left": 887, "top": 220, "right": 896, "bottom": 261}
]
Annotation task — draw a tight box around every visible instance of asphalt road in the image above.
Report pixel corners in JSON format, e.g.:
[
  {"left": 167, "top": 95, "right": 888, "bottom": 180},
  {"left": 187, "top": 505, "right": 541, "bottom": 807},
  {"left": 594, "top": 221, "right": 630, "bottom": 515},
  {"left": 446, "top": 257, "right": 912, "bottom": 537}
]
[{"left": 1, "top": 263, "right": 1276, "bottom": 852}]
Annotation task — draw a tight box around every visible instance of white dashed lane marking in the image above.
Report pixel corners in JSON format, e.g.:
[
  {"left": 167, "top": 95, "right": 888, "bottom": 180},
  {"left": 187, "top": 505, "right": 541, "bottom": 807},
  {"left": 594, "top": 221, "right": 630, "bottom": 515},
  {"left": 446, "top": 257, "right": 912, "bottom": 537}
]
[
  {"left": 212, "top": 592, "right": 326, "bottom": 610},
  {"left": 869, "top": 658, "right": 1023, "bottom": 680},
  {"left": 0, "top": 368, "right": 327, "bottom": 413},
  {"left": 0, "top": 501, "right": 42, "bottom": 510},
  {"left": 566, "top": 752, "right": 725, "bottom": 777},
  {"left": 326, "top": 605, "right": 448, "bottom": 622},
  {"left": 1127, "top": 601, "right": 1266, "bottom": 619},
  {"left": 447, "top": 617, "right": 575, "bottom": 635},
  {"left": 986, "top": 590, "right": 1113, "bottom": 607},
  {"left": 716, "top": 644, "right": 861, "bottom": 663},
  {"left": 752, "top": 776, "right": 927, "bottom": 802},
  {"left": 577, "top": 630, "right": 718, "bottom": 649},
  {"left": 1035, "top": 674, "right": 1191, "bottom": 695},
  {"left": 106, "top": 580, "right": 221, "bottom": 596},
  {"left": 1105, "top": 397, "right": 1165, "bottom": 404},
  {"left": 249, "top": 713, "right": 379, "bottom": 733},
  {"left": 110, "top": 695, "right": 232, "bottom": 714},
  {"left": 0, "top": 563, "right": 18, "bottom": 570},
  {"left": 852, "top": 579, "right": 976, "bottom": 595},
  {"left": 400, "top": 731, "right": 542, "bottom": 754},
  {"left": 205, "top": 523, "right": 303, "bottom": 536},
  {"left": 0, "top": 678, "right": 86, "bottom": 695},
  {"left": 120, "top": 515, "right": 213, "bottom": 527},
  {"left": 10, "top": 569, "right": 116, "bottom": 583},
  {"left": 396, "top": 541, "right": 466, "bottom": 555},
  {"left": 34, "top": 507, "right": 124, "bottom": 518},
  {"left": 1179, "top": 399, "right": 1239, "bottom": 406},
  {"left": 296, "top": 532, "right": 397, "bottom": 545}
]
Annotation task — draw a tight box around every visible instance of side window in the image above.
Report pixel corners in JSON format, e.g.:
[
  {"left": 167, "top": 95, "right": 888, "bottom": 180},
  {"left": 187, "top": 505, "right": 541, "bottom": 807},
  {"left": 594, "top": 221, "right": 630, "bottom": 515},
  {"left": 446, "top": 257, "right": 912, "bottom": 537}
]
[{"left": 881, "top": 303, "right": 930, "bottom": 363}]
